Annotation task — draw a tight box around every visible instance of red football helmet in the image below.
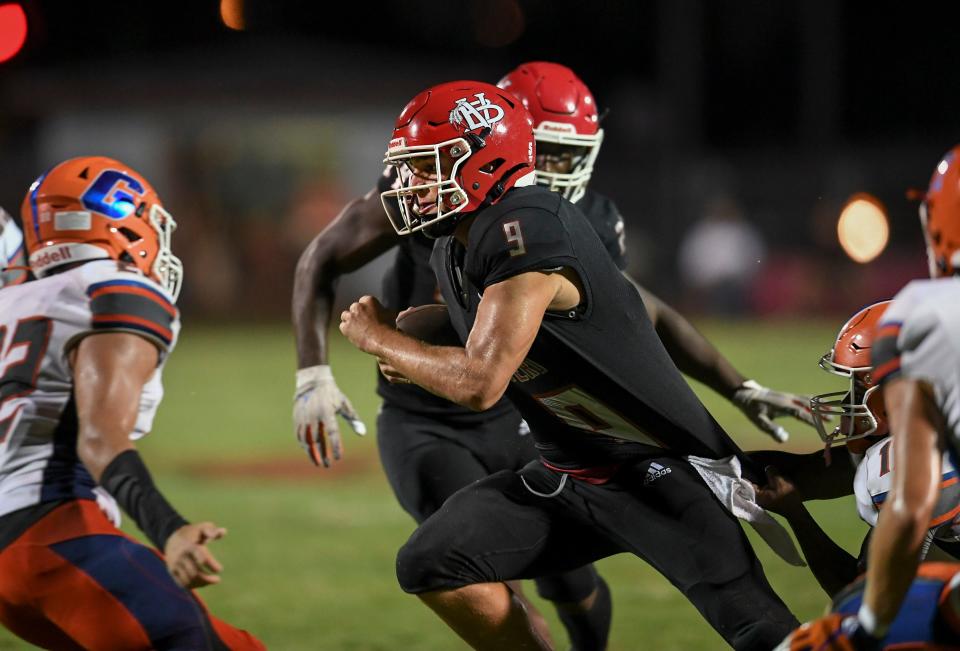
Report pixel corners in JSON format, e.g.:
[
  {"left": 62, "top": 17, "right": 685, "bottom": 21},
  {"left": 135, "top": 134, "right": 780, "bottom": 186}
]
[
  {"left": 21, "top": 156, "right": 183, "bottom": 299},
  {"left": 497, "top": 62, "right": 602, "bottom": 204},
  {"left": 919, "top": 145, "right": 960, "bottom": 277},
  {"left": 811, "top": 300, "right": 891, "bottom": 450},
  {"left": 381, "top": 80, "right": 536, "bottom": 236}
]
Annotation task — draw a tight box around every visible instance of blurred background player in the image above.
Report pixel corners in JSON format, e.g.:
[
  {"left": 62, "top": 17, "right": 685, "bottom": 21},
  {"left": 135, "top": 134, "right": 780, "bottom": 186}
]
[
  {"left": 292, "top": 61, "right": 816, "bottom": 650},
  {"left": 0, "top": 206, "right": 28, "bottom": 288},
  {"left": 845, "top": 145, "right": 960, "bottom": 647},
  {"left": 0, "top": 157, "right": 263, "bottom": 650},
  {"left": 341, "top": 79, "right": 799, "bottom": 651}
]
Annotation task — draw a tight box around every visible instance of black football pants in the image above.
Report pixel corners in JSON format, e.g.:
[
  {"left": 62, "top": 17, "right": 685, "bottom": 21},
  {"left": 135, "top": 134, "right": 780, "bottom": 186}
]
[
  {"left": 377, "top": 404, "right": 600, "bottom": 603},
  {"left": 396, "top": 456, "right": 799, "bottom": 651}
]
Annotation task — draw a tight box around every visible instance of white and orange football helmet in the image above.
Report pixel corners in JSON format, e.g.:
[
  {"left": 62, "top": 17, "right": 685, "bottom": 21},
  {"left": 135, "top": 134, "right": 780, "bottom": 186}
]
[
  {"left": 498, "top": 62, "right": 603, "bottom": 204},
  {"left": 21, "top": 156, "right": 182, "bottom": 299},
  {"left": 810, "top": 300, "right": 890, "bottom": 451},
  {"left": 919, "top": 145, "right": 960, "bottom": 278}
]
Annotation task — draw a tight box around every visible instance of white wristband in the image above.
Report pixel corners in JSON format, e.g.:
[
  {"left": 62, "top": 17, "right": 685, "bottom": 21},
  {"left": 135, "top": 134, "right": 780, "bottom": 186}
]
[
  {"left": 296, "top": 364, "right": 333, "bottom": 387},
  {"left": 857, "top": 602, "right": 887, "bottom": 638}
]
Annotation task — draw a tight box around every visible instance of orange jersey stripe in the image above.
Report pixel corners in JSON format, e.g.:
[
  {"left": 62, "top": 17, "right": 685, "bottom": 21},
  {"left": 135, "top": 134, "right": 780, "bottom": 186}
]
[
  {"left": 874, "top": 356, "right": 901, "bottom": 382},
  {"left": 931, "top": 502, "right": 960, "bottom": 528}
]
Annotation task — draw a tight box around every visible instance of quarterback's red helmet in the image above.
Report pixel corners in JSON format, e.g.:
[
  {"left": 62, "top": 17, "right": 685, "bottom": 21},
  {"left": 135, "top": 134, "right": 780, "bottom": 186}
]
[
  {"left": 811, "top": 300, "right": 891, "bottom": 450},
  {"left": 21, "top": 156, "right": 183, "bottom": 299},
  {"left": 381, "top": 80, "right": 536, "bottom": 236},
  {"left": 920, "top": 145, "right": 960, "bottom": 277},
  {"left": 497, "top": 61, "right": 602, "bottom": 204}
]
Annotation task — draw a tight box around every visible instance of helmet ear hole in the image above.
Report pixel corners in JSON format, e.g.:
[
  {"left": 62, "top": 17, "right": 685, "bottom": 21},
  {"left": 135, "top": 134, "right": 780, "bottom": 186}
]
[
  {"left": 135, "top": 201, "right": 147, "bottom": 217},
  {"left": 479, "top": 158, "right": 505, "bottom": 174},
  {"left": 117, "top": 227, "right": 142, "bottom": 243}
]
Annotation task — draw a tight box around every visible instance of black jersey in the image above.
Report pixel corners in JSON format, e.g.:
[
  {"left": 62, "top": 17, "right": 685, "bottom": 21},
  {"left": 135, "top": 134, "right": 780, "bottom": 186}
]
[
  {"left": 431, "top": 186, "right": 757, "bottom": 476},
  {"left": 374, "top": 167, "right": 633, "bottom": 423},
  {"left": 577, "top": 189, "right": 627, "bottom": 271}
]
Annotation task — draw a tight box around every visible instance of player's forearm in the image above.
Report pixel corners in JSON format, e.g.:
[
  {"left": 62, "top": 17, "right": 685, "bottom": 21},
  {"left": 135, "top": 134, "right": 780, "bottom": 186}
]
[
  {"left": 100, "top": 449, "right": 189, "bottom": 550},
  {"left": 652, "top": 301, "right": 745, "bottom": 398},
  {"left": 77, "top": 426, "right": 137, "bottom": 481},
  {"left": 864, "top": 378, "right": 944, "bottom": 629},
  {"left": 863, "top": 503, "right": 928, "bottom": 628},
  {"left": 292, "top": 236, "right": 337, "bottom": 368},
  {"left": 748, "top": 450, "right": 855, "bottom": 500},
  {"left": 782, "top": 504, "right": 859, "bottom": 597},
  {"left": 370, "top": 328, "right": 508, "bottom": 411},
  {"left": 76, "top": 379, "right": 187, "bottom": 551}
]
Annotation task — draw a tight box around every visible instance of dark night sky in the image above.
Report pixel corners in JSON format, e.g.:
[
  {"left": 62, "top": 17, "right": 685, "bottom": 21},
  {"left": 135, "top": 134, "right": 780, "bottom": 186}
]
[{"left": 8, "top": 1, "right": 960, "bottom": 147}]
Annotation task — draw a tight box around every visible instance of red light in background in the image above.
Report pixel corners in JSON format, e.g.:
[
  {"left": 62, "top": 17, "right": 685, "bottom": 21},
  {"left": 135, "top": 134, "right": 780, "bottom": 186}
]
[{"left": 0, "top": 3, "right": 26, "bottom": 63}]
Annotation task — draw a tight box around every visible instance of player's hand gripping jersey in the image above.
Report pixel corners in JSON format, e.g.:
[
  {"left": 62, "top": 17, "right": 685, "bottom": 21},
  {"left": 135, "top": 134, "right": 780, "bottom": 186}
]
[
  {"left": 431, "top": 185, "right": 755, "bottom": 474},
  {"left": 872, "top": 278, "right": 960, "bottom": 454},
  {"left": 0, "top": 260, "right": 178, "bottom": 523}
]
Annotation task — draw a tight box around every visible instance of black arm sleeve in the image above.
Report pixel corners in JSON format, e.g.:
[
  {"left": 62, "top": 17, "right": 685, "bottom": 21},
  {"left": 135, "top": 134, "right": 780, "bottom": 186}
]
[{"left": 100, "top": 450, "right": 188, "bottom": 550}]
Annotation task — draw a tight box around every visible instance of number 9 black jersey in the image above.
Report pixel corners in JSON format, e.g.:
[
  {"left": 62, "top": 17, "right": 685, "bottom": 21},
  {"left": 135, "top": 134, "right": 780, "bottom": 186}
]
[
  {"left": 375, "top": 168, "right": 628, "bottom": 421},
  {"left": 432, "top": 186, "right": 755, "bottom": 474}
]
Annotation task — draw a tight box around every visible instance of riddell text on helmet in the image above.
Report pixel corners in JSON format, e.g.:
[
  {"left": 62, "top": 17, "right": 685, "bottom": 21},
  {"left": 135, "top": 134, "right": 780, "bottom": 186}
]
[{"left": 31, "top": 246, "right": 72, "bottom": 269}]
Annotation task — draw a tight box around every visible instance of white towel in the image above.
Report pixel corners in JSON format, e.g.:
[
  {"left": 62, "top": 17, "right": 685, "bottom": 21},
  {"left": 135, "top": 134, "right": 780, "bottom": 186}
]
[{"left": 686, "top": 454, "right": 806, "bottom": 567}]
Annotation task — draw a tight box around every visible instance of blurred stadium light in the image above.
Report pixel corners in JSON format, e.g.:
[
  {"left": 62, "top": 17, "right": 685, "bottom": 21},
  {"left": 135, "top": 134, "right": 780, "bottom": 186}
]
[
  {"left": 220, "top": 0, "right": 245, "bottom": 31},
  {"left": 837, "top": 193, "right": 889, "bottom": 264},
  {"left": 0, "top": 3, "right": 27, "bottom": 63}
]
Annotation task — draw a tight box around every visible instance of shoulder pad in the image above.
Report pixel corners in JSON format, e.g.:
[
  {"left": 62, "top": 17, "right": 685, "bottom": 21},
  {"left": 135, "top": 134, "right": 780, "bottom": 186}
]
[{"left": 81, "top": 261, "right": 178, "bottom": 351}]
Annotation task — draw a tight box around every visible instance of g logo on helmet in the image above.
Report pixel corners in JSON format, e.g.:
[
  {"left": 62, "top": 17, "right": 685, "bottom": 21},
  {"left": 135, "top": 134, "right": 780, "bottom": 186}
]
[
  {"left": 449, "top": 93, "right": 505, "bottom": 131},
  {"left": 81, "top": 170, "right": 145, "bottom": 219}
]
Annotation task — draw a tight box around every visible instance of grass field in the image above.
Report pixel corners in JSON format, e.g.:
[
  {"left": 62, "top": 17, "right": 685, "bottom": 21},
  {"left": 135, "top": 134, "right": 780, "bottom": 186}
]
[{"left": 0, "top": 319, "right": 871, "bottom": 650}]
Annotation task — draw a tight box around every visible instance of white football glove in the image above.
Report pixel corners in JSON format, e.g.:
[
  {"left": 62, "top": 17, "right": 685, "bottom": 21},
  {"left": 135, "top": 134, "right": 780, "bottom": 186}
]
[
  {"left": 294, "top": 365, "right": 366, "bottom": 467},
  {"left": 732, "top": 379, "right": 818, "bottom": 444}
]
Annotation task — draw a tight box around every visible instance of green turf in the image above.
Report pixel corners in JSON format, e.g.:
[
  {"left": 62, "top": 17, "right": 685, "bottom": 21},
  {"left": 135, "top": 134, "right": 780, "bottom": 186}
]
[{"left": 0, "top": 319, "right": 869, "bottom": 650}]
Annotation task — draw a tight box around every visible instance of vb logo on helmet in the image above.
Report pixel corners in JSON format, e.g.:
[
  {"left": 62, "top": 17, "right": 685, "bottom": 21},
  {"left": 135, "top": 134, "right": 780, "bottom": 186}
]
[{"left": 450, "top": 93, "right": 505, "bottom": 131}]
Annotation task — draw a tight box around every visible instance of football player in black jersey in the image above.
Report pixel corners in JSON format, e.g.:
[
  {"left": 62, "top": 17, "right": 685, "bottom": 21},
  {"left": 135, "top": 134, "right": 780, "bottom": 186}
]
[
  {"left": 339, "top": 80, "right": 800, "bottom": 650},
  {"left": 295, "top": 65, "right": 814, "bottom": 650}
]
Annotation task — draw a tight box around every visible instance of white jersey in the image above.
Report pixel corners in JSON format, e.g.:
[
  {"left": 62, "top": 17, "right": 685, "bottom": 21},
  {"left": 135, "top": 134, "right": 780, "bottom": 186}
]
[
  {"left": 0, "top": 207, "right": 26, "bottom": 288},
  {"left": 874, "top": 278, "right": 960, "bottom": 454},
  {"left": 0, "top": 260, "right": 179, "bottom": 518},
  {"left": 854, "top": 436, "right": 960, "bottom": 543}
]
